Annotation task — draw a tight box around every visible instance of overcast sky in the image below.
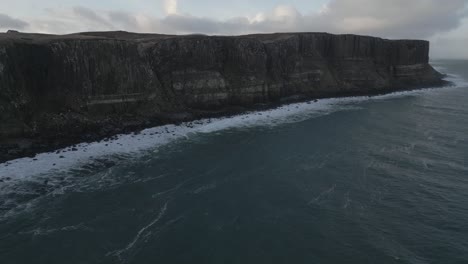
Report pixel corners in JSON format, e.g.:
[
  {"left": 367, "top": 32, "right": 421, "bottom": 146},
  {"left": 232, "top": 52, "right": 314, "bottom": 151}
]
[{"left": 1, "top": 0, "right": 467, "bottom": 58}]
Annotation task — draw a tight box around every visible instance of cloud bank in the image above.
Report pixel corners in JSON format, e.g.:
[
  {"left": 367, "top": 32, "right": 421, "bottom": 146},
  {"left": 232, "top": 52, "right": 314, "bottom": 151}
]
[
  {"left": 0, "top": 13, "right": 28, "bottom": 30},
  {"left": 1, "top": 0, "right": 468, "bottom": 57}
]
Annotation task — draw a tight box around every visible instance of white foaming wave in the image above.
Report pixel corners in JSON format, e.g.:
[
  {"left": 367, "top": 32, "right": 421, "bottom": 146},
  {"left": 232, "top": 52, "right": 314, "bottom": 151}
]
[
  {"left": 434, "top": 65, "right": 468, "bottom": 88},
  {"left": 0, "top": 99, "right": 353, "bottom": 180},
  {"left": 0, "top": 72, "right": 466, "bottom": 180},
  {"left": 444, "top": 73, "right": 468, "bottom": 88},
  {"left": 19, "top": 223, "right": 93, "bottom": 236},
  {"left": 367, "top": 72, "right": 468, "bottom": 101},
  {"left": 108, "top": 201, "right": 169, "bottom": 260}
]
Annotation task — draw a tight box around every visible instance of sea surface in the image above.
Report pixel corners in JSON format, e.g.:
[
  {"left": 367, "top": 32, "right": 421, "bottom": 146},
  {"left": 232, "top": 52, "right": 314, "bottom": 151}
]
[{"left": 0, "top": 60, "right": 467, "bottom": 264}]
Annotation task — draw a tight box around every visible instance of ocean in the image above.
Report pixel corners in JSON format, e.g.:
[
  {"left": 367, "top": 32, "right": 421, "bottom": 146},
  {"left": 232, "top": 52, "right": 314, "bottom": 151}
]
[{"left": 0, "top": 60, "right": 467, "bottom": 264}]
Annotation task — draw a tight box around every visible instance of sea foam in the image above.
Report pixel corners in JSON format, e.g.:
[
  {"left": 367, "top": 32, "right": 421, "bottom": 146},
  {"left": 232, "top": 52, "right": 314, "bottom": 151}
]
[{"left": 0, "top": 71, "right": 465, "bottom": 181}]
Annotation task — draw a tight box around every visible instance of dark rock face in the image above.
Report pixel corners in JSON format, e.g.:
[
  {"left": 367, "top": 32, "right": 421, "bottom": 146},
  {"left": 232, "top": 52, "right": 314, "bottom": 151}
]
[{"left": 0, "top": 31, "right": 444, "bottom": 161}]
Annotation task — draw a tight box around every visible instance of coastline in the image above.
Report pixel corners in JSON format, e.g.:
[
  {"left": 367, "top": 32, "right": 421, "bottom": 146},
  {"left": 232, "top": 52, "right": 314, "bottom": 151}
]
[
  {"left": 0, "top": 77, "right": 452, "bottom": 165},
  {"left": 0, "top": 32, "right": 446, "bottom": 162}
]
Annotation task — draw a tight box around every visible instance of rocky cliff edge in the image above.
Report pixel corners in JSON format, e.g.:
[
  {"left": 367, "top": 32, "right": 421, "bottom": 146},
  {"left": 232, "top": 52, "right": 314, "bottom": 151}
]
[{"left": 0, "top": 31, "right": 445, "bottom": 161}]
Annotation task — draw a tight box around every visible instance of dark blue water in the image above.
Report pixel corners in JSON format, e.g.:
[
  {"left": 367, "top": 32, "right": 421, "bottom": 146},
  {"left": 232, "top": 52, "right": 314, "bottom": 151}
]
[{"left": 0, "top": 60, "right": 467, "bottom": 264}]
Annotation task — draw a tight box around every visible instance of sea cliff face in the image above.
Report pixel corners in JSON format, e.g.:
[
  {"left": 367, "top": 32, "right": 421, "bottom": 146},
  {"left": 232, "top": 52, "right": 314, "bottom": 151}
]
[{"left": 0, "top": 31, "right": 444, "bottom": 161}]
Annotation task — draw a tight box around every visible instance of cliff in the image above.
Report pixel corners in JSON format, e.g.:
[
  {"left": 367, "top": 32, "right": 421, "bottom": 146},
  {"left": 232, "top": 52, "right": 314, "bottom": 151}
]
[{"left": 0, "top": 31, "right": 444, "bottom": 162}]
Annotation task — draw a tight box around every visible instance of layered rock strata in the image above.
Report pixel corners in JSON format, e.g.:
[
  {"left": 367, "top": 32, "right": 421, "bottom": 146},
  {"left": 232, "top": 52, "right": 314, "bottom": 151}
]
[{"left": 0, "top": 31, "right": 444, "bottom": 161}]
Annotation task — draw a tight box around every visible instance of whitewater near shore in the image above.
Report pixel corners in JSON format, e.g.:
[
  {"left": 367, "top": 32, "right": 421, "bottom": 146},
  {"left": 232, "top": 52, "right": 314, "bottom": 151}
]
[
  {"left": 1, "top": 60, "right": 467, "bottom": 264},
  {"left": 0, "top": 65, "right": 464, "bottom": 181}
]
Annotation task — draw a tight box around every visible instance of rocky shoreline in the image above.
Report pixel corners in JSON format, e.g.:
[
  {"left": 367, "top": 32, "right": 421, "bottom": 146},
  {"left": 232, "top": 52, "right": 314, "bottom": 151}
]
[
  {"left": 0, "top": 31, "right": 445, "bottom": 162},
  {"left": 1, "top": 83, "right": 450, "bottom": 163}
]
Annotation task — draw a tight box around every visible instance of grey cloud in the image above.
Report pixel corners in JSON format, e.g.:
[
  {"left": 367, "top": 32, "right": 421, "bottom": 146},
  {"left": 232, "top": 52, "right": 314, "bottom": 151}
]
[
  {"left": 72, "top": 6, "right": 114, "bottom": 29},
  {"left": 90, "top": 0, "right": 467, "bottom": 39},
  {"left": 23, "top": 0, "right": 468, "bottom": 40},
  {"left": 162, "top": 15, "right": 221, "bottom": 33},
  {"left": 431, "top": 37, "right": 468, "bottom": 59},
  {"left": 152, "top": 0, "right": 468, "bottom": 39},
  {"left": 159, "top": 15, "right": 251, "bottom": 34},
  {"left": 108, "top": 11, "right": 139, "bottom": 30},
  {"left": 319, "top": 0, "right": 468, "bottom": 38},
  {"left": 0, "top": 13, "right": 28, "bottom": 30}
]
